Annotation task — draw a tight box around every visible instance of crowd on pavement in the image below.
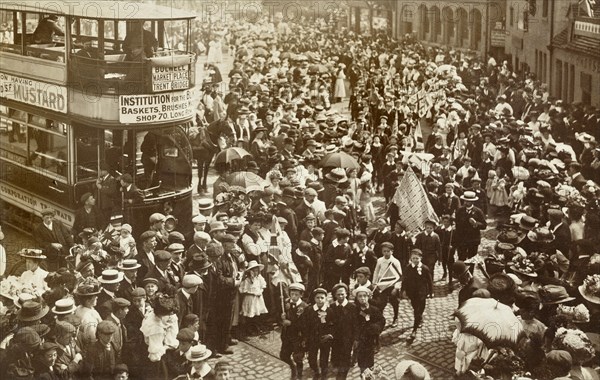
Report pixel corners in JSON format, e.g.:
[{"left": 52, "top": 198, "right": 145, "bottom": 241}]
[{"left": 1, "top": 12, "right": 600, "bottom": 380}]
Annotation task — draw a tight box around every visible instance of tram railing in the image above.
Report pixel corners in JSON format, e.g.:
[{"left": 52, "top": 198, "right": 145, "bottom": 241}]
[{"left": 68, "top": 51, "right": 195, "bottom": 95}]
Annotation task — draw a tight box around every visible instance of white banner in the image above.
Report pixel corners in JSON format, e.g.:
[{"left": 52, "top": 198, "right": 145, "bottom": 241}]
[
  {"left": 0, "top": 72, "right": 68, "bottom": 113},
  {"left": 152, "top": 65, "right": 190, "bottom": 92},
  {"left": 119, "top": 90, "right": 195, "bottom": 124}
]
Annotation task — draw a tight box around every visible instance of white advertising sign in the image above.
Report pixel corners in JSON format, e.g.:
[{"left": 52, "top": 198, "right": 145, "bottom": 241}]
[
  {"left": 119, "top": 90, "right": 194, "bottom": 124},
  {"left": 152, "top": 65, "right": 190, "bottom": 92},
  {"left": 0, "top": 182, "right": 74, "bottom": 227},
  {"left": 0, "top": 72, "right": 68, "bottom": 113}
]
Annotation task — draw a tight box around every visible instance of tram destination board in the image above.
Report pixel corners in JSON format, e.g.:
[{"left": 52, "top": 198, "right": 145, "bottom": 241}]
[
  {"left": 152, "top": 65, "right": 190, "bottom": 92},
  {"left": 119, "top": 90, "right": 194, "bottom": 123}
]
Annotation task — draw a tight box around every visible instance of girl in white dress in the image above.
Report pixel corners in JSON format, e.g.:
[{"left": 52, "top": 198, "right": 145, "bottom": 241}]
[
  {"left": 334, "top": 63, "right": 347, "bottom": 102},
  {"left": 239, "top": 261, "right": 268, "bottom": 335},
  {"left": 206, "top": 36, "right": 222, "bottom": 65}
]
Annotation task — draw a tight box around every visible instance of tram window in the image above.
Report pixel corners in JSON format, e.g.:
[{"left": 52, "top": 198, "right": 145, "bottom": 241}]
[
  {"left": 0, "top": 108, "right": 27, "bottom": 164},
  {"left": 164, "top": 20, "right": 188, "bottom": 52},
  {"left": 0, "top": 11, "right": 17, "bottom": 52},
  {"left": 74, "top": 125, "right": 100, "bottom": 181},
  {"left": 28, "top": 119, "right": 68, "bottom": 179}
]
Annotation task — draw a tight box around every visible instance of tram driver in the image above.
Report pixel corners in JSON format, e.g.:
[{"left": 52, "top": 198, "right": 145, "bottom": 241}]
[{"left": 32, "top": 14, "right": 64, "bottom": 44}]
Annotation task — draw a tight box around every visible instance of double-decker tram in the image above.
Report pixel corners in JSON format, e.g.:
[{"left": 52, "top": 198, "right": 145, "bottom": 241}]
[{"left": 0, "top": 1, "right": 197, "bottom": 238}]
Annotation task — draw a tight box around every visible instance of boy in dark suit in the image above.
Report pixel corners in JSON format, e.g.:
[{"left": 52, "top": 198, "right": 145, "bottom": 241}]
[
  {"left": 352, "top": 286, "right": 385, "bottom": 376},
  {"left": 401, "top": 249, "right": 433, "bottom": 341},
  {"left": 349, "top": 234, "right": 377, "bottom": 275},
  {"left": 435, "top": 215, "right": 455, "bottom": 284},
  {"left": 280, "top": 283, "right": 308, "bottom": 380},
  {"left": 302, "top": 288, "right": 333, "bottom": 380},
  {"left": 413, "top": 220, "right": 441, "bottom": 280},
  {"left": 328, "top": 283, "right": 356, "bottom": 380}
]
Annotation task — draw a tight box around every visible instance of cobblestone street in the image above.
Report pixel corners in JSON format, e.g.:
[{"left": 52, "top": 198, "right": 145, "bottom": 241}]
[{"left": 1, "top": 50, "right": 502, "bottom": 380}]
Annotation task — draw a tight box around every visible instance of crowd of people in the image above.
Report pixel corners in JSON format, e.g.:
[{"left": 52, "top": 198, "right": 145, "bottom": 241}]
[{"left": 0, "top": 11, "right": 599, "bottom": 380}]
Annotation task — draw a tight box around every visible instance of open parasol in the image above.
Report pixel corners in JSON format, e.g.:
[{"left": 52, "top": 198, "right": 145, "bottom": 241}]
[
  {"left": 319, "top": 151, "right": 360, "bottom": 169},
  {"left": 453, "top": 297, "right": 524, "bottom": 348},
  {"left": 253, "top": 47, "right": 269, "bottom": 57},
  {"left": 225, "top": 171, "right": 267, "bottom": 193},
  {"left": 214, "top": 147, "right": 252, "bottom": 165},
  {"left": 252, "top": 40, "right": 268, "bottom": 48},
  {"left": 308, "top": 63, "right": 329, "bottom": 75}
]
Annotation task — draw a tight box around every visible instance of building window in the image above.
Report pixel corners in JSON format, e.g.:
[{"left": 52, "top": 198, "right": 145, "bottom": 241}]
[
  {"left": 581, "top": 72, "right": 592, "bottom": 105},
  {"left": 522, "top": 10, "right": 529, "bottom": 31},
  {"left": 555, "top": 59, "right": 563, "bottom": 99},
  {"left": 542, "top": 0, "right": 549, "bottom": 17},
  {"left": 510, "top": 7, "right": 514, "bottom": 26},
  {"left": 569, "top": 64, "right": 575, "bottom": 102}
]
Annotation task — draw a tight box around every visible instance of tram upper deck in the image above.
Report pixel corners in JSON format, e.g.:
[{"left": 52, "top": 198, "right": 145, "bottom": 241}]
[{"left": 0, "top": 1, "right": 198, "bottom": 127}]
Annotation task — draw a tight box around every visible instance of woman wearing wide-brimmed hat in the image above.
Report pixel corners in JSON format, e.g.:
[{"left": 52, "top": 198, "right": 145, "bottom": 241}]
[
  {"left": 19, "top": 249, "right": 49, "bottom": 294},
  {"left": 73, "top": 277, "right": 102, "bottom": 346}
]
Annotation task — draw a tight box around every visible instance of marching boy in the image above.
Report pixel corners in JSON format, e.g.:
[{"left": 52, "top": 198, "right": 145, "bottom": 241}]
[
  {"left": 413, "top": 220, "right": 441, "bottom": 280},
  {"left": 302, "top": 288, "right": 333, "bottom": 380},
  {"left": 328, "top": 283, "right": 356, "bottom": 380},
  {"left": 280, "top": 283, "right": 308, "bottom": 380},
  {"left": 371, "top": 242, "right": 402, "bottom": 327},
  {"left": 401, "top": 249, "right": 433, "bottom": 341},
  {"left": 352, "top": 286, "right": 385, "bottom": 376}
]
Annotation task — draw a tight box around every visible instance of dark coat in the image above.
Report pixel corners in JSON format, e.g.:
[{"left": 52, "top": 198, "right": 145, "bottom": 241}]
[
  {"left": 281, "top": 299, "right": 309, "bottom": 348},
  {"left": 72, "top": 207, "right": 103, "bottom": 238},
  {"left": 165, "top": 349, "right": 189, "bottom": 379},
  {"left": 438, "top": 193, "right": 461, "bottom": 216},
  {"left": 135, "top": 250, "right": 155, "bottom": 287},
  {"left": 328, "top": 300, "right": 357, "bottom": 367},
  {"left": 453, "top": 206, "right": 487, "bottom": 246},
  {"left": 302, "top": 304, "right": 333, "bottom": 349},
  {"left": 33, "top": 221, "right": 74, "bottom": 262},
  {"left": 175, "top": 288, "right": 195, "bottom": 326},
  {"left": 353, "top": 304, "right": 385, "bottom": 368},
  {"left": 401, "top": 264, "right": 433, "bottom": 298},
  {"left": 97, "top": 174, "right": 118, "bottom": 212},
  {"left": 115, "top": 277, "right": 136, "bottom": 302},
  {"left": 81, "top": 340, "right": 117, "bottom": 380},
  {"left": 145, "top": 265, "right": 178, "bottom": 296},
  {"left": 348, "top": 247, "right": 377, "bottom": 275},
  {"left": 551, "top": 222, "right": 572, "bottom": 256},
  {"left": 386, "top": 232, "right": 412, "bottom": 269}
]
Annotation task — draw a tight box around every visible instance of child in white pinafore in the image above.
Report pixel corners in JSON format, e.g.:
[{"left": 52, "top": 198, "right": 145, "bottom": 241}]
[{"left": 239, "top": 260, "right": 268, "bottom": 336}]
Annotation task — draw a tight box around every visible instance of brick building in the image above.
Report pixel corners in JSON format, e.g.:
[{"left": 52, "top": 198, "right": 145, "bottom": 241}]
[
  {"left": 391, "top": 0, "right": 506, "bottom": 57},
  {"left": 505, "top": 0, "right": 600, "bottom": 106}
]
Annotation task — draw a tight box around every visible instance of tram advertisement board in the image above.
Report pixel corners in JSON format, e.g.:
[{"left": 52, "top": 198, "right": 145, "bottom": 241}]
[
  {"left": 0, "top": 73, "right": 67, "bottom": 114},
  {"left": 119, "top": 90, "right": 194, "bottom": 123},
  {"left": 0, "top": 182, "right": 74, "bottom": 227},
  {"left": 151, "top": 65, "right": 190, "bottom": 92}
]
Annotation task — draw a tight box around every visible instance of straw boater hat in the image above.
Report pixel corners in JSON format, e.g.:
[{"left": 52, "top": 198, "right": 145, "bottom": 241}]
[
  {"left": 527, "top": 227, "right": 555, "bottom": 243},
  {"left": 19, "top": 249, "right": 46, "bottom": 260},
  {"left": 185, "top": 344, "right": 212, "bottom": 362},
  {"left": 118, "top": 259, "right": 141, "bottom": 271},
  {"left": 52, "top": 298, "right": 76, "bottom": 315},
  {"left": 460, "top": 191, "right": 478, "bottom": 202},
  {"left": 98, "top": 269, "right": 124, "bottom": 284},
  {"left": 325, "top": 168, "right": 347, "bottom": 183}
]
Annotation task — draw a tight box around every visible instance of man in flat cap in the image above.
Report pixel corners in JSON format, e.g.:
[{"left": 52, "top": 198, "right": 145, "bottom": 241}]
[
  {"left": 136, "top": 231, "right": 157, "bottom": 285},
  {"left": 81, "top": 320, "right": 117, "bottom": 379},
  {"left": 33, "top": 209, "right": 74, "bottom": 271},
  {"left": 176, "top": 274, "right": 203, "bottom": 326},
  {"left": 145, "top": 250, "right": 178, "bottom": 296},
  {"left": 104, "top": 298, "right": 131, "bottom": 362}
]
